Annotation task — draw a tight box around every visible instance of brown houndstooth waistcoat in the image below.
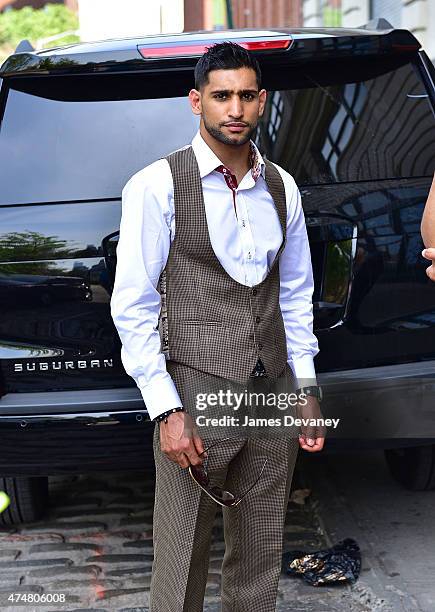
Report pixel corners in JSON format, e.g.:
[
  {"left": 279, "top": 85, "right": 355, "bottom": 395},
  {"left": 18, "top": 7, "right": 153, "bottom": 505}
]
[{"left": 158, "top": 145, "right": 288, "bottom": 384}]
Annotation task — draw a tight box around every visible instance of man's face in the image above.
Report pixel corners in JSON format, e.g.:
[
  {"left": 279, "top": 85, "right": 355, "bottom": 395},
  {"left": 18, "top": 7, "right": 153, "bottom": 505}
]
[{"left": 189, "top": 67, "right": 267, "bottom": 146}]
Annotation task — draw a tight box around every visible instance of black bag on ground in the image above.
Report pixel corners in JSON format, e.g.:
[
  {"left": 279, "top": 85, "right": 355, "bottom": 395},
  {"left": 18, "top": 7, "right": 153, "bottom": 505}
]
[{"left": 282, "top": 537, "right": 361, "bottom": 585}]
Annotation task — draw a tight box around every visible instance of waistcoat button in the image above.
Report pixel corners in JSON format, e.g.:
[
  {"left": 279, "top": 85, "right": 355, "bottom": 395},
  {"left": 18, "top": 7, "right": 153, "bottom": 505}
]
[
  {"left": 255, "top": 316, "right": 261, "bottom": 323},
  {"left": 258, "top": 343, "right": 263, "bottom": 350},
  {"left": 252, "top": 288, "right": 258, "bottom": 296}
]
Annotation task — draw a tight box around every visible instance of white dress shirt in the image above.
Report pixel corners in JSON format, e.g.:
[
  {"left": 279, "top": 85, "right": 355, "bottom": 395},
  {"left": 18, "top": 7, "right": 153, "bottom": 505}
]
[{"left": 111, "top": 130, "right": 319, "bottom": 420}]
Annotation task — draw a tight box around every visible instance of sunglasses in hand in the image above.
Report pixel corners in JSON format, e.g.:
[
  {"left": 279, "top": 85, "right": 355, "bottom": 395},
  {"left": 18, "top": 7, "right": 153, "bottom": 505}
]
[{"left": 188, "top": 437, "right": 268, "bottom": 507}]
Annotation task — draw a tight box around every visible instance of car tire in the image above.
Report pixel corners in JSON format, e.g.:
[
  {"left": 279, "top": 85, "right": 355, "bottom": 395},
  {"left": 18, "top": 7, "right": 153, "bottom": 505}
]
[
  {"left": 0, "top": 476, "right": 49, "bottom": 525},
  {"left": 384, "top": 444, "right": 435, "bottom": 490}
]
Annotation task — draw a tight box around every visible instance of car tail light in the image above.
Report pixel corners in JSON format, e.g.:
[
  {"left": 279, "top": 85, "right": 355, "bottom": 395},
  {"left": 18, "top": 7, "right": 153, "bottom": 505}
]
[
  {"left": 138, "top": 38, "right": 292, "bottom": 59},
  {"left": 391, "top": 43, "right": 420, "bottom": 52}
]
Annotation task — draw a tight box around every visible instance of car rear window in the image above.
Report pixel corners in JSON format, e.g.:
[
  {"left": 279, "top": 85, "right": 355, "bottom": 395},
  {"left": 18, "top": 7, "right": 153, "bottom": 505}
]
[
  {"left": 260, "top": 60, "right": 435, "bottom": 185},
  {"left": 0, "top": 56, "right": 434, "bottom": 204}
]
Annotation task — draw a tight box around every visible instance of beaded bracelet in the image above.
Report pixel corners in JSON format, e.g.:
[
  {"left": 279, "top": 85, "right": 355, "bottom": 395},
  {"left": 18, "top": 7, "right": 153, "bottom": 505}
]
[{"left": 153, "top": 406, "right": 185, "bottom": 424}]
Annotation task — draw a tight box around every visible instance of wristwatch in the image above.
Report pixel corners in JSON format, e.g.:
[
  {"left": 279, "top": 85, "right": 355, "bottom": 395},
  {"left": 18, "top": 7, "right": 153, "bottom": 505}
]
[
  {"left": 153, "top": 407, "right": 185, "bottom": 424},
  {"left": 296, "top": 385, "right": 323, "bottom": 403}
]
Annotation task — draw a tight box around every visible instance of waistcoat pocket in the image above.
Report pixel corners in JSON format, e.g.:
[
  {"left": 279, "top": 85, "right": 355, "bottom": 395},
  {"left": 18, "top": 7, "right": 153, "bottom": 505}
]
[{"left": 177, "top": 320, "right": 223, "bottom": 327}]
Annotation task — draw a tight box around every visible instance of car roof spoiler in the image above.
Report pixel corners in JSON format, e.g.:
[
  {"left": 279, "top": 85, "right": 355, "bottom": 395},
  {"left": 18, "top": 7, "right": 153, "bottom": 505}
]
[
  {"left": 359, "top": 18, "right": 394, "bottom": 30},
  {"left": 14, "top": 39, "right": 35, "bottom": 53},
  {"left": 0, "top": 26, "right": 421, "bottom": 78}
]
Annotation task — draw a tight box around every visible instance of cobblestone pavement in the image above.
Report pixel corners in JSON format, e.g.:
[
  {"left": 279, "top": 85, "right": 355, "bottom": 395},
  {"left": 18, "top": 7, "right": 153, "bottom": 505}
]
[{"left": 0, "top": 456, "right": 375, "bottom": 612}]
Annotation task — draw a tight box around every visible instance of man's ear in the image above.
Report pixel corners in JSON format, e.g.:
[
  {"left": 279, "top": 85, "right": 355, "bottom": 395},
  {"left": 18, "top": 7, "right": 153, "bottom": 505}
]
[
  {"left": 258, "top": 88, "right": 267, "bottom": 117},
  {"left": 189, "top": 88, "right": 202, "bottom": 116}
]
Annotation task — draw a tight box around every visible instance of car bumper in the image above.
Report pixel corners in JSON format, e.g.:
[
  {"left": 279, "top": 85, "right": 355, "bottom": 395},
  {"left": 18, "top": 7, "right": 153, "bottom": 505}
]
[
  {"left": 318, "top": 360, "right": 435, "bottom": 443},
  {"left": 0, "top": 388, "right": 154, "bottom": 476},
  {"left": 1, "top": 359, "right": 435, "bottom": 475}
]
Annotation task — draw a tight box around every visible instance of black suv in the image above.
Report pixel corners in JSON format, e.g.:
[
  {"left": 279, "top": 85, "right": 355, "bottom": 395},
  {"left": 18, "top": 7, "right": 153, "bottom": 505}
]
[{"left": 1, "top": 23, "right": 435, "bottom": 525}]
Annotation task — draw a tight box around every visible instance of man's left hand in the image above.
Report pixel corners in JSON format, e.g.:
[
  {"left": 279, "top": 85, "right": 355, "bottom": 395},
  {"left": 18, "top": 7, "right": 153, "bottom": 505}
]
[{"left": 296, "top": 395, "right": 326, "bottom": 452}]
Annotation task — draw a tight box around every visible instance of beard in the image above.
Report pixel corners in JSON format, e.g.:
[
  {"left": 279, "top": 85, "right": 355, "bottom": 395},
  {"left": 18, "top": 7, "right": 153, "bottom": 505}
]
[{"left": 203, "top": 116, "right": 258, "bottom": 146}]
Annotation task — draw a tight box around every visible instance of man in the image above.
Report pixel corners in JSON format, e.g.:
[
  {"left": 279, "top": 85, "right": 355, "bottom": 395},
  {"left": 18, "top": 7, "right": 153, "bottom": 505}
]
[
  {"left": 421, "top": 172, "right": 435, "bottom": 281},
  {"left": 111, "top": 42, "right": 325, "bottom": 612}
]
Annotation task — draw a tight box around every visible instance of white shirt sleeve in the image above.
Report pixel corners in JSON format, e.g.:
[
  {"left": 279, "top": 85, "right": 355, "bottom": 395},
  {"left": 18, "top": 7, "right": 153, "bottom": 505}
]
[
  {"left": 275, "top": 166, "right": 320, "bottom": 388},
  {"left": 110, "top": 160, "right": 182, "bottom": 420}
]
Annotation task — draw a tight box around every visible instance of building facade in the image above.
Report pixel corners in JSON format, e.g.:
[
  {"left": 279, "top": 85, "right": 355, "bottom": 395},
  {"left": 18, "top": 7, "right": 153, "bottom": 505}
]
[
  {"left": 77, "top": 0, "right": 183, "bottom": 42},
  {"left": 184, "top": 0, "right": 303, "bottom": 31}
]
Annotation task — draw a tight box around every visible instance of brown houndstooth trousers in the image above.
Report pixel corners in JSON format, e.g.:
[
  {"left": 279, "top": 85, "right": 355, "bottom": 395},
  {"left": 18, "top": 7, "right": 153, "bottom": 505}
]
[{"left": 149, "top": 362, "right": 299, "bottom": 612}]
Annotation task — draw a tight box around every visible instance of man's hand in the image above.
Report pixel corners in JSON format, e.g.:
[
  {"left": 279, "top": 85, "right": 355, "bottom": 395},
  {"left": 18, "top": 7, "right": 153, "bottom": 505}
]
[
  {"left": 296, "top": 395, "right": 326, "bottom": 452},
  {"left": 159, "top": 411, "right": 206, "bottom": 468},
  {"left": 422, "top": 248, "right": 435, "bottom": 281}
]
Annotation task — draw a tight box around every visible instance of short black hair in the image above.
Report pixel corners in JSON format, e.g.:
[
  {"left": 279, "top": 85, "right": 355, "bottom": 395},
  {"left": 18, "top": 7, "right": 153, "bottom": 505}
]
[{"left": 194, "top": 41, "right": 262, "bottom": 91}]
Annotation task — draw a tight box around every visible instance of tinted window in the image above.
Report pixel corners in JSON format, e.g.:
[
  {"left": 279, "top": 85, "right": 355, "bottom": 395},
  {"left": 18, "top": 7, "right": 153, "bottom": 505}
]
[
  {"left": 0, "top": 93, "right": 199, "bottom": 204},
  {"left": 257, "top": 61, "right": 435, "bottom": 184},
  {"left": 0, "top": 59, "right": 434, "bottom": 205}
]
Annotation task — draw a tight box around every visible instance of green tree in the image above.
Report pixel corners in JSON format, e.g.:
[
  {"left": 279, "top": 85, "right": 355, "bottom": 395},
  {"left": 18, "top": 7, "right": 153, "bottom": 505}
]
[
  {"left": 323, "top": 6, "right": 342, "bottom": 27},
  {"left": 0, "top": 230, "right": 76, "bottom": 275},
  {"left": 0, "top": 4, "right": 79, "bottom": 63}
]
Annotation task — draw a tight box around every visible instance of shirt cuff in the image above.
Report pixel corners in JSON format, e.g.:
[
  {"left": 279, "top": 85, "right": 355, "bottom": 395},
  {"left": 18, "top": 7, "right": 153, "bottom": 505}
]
[
  {"left": 137, "top": 373, "right": 183, "bottom": 421},
  {"left": 288, "top": 355, "right": 317, "bottom": 389}
]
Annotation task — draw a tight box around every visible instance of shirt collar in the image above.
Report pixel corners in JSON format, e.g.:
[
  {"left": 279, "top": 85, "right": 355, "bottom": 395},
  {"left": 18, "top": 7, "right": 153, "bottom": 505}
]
[{"left": 191, "top": 130, "right": 266, "bottom": 181}]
